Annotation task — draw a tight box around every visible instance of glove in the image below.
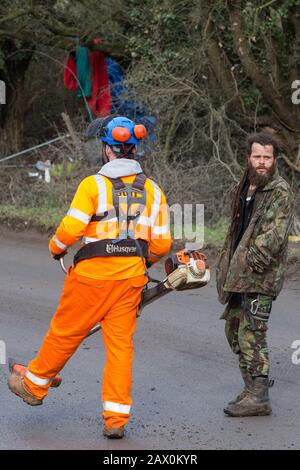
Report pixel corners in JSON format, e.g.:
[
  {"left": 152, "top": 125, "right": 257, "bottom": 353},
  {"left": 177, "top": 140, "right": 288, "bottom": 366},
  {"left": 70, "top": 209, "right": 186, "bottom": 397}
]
[{"left": 52, "top": 250, "right": 68, "bottom": 260}]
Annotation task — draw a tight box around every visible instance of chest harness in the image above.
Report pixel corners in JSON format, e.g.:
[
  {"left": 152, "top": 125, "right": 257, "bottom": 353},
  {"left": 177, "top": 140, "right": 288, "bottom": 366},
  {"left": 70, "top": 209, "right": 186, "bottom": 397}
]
[{"left": 73, "top": 173, "right": 149, "bottom": 265}]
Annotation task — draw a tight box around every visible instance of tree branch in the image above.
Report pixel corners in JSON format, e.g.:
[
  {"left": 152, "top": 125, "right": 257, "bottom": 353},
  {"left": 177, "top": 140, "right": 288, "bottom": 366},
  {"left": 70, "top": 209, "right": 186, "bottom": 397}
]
[
  {"left": 281, "top": 154, "right": 300, "bottom": 173},
  {"left": 201, "top": 6, "right": 235, "bottom": 100},
  {"left": 230, "top": 2, "right": 299, "bottom": 131},
  {"left": 0, "top": 8, "right": 33, "bottom": 26},
  {"left": 0, "top": 28, "right": 33, "bottom": 42}
]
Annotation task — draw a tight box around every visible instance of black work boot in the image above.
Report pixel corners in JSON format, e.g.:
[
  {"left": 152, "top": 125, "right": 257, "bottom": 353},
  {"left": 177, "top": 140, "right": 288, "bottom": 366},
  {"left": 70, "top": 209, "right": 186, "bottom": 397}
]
[
  {"left": 228, "top": 369, "right": 253, "bottom": 405},
  {"left": 224, "top": 376, "right": 272, "bottom": 417}
]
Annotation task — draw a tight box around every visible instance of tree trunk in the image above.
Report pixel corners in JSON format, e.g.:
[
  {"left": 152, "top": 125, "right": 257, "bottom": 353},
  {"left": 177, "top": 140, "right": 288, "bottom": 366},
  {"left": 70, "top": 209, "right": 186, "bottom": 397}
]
[
  {"left": 229, "top": 3, "right": 299, "bottom": 132},
  {"left": 0, "top": 81, "right": 26, "bottom": 156},
  {"left": 0, "top": 40, "right": 34, "bottom": 157}
]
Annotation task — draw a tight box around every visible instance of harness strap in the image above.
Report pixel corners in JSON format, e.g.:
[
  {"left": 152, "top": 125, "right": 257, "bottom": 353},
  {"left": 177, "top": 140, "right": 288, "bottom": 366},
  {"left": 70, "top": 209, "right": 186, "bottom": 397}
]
[
  {"left": 73, "top": 239, "right": 149, "bottom": 265},
  {"left": 132, "top": 173, "right": 146, "bottom": 192},
  {"left": 109, "top": 177, "right": 126, "bottom": 191},
  {"left": 90, "top": 174, "right": 146, "bottom": 223},
  {"left": 75, "top": 173, "right": 149, "bottom": 265}
]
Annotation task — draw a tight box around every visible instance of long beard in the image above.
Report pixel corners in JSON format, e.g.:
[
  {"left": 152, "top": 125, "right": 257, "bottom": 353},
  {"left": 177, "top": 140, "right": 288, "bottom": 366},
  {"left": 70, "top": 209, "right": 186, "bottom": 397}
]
[{"left": 248, "top": 161, "right": 276, "bottom": 188}]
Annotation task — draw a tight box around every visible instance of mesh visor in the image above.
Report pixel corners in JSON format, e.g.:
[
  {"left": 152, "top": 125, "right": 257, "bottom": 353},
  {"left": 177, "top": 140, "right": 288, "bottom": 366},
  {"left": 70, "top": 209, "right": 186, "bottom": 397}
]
[{"left": 85, "top": 114, "right": 121, "bottom": 139}]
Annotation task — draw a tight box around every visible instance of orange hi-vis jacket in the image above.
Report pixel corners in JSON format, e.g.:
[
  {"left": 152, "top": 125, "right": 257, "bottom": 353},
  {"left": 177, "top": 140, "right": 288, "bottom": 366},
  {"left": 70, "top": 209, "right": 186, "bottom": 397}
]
[{"left": 49, "top": 159, "right": 172, "bottom": 279}]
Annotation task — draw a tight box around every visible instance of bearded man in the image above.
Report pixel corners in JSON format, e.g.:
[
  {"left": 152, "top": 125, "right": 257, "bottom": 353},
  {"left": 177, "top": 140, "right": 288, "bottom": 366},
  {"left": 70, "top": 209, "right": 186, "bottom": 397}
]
[{"left": 216, "top": 132, "right": 294, "bottom": 417}]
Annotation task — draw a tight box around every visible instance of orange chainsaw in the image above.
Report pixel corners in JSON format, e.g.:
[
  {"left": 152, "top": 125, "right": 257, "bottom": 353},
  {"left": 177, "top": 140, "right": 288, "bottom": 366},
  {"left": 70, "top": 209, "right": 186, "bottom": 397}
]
[
  {"left": 139, "top": 249, "right": 210, "bottom": 312},
  {"left": 59, "top": 248, "right": 210, "bottom": 330}
]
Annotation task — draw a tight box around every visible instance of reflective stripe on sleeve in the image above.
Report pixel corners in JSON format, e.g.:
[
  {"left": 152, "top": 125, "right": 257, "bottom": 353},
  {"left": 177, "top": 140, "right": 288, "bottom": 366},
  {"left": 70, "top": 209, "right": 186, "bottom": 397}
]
[
  {"left": 137, "top": 215, "right": 151, "bottom": 226},
  {"left": 152, "top": 224, "right": 170, "bottom": 235},
  {"left": 67, "top": 208, "right": 91, "bottom": 225},
  {"left": 148, "top": 180, "right": 161, "bottom": 226},
  {"left": 53, "top": 235, "right": 68, "bottom": 250},
  {"left": 94, "top": 175, "right": 107, "bottom": 214},
  {"left": 83, "top": 236, "right": 99, "bottom": 244},
  {"left": 103, "top": 401, "right": 131, "bottom": 414},
  {"left": 25, "top": 370, "right": 51, "bottom": 386}
]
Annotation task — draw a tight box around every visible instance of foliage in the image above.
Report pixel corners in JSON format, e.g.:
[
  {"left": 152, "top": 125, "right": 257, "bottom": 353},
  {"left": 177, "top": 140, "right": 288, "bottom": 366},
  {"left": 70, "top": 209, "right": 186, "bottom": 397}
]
[
  {"left": 0, "top": 0, "right": 300, "bottom": 232},
  {"left": 0, "top": 204, "right": 66, "bottom": 231}
]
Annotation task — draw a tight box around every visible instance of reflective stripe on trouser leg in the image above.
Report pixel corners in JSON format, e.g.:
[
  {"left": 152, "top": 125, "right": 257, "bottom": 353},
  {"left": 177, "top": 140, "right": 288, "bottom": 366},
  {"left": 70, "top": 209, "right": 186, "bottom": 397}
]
[
  {"left": 25, "top": 370, "right": 52, "bottom": 386},
  {"left": 103, "top": 401, "right": 131, "bottom": 414},
  {"left": 101, "top": 276, "right": 145, "bottom": 428}
]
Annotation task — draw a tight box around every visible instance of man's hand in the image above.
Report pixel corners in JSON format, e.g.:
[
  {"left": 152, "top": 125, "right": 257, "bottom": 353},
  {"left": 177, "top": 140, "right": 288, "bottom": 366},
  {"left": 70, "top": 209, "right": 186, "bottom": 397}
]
[
  {"left": 145, "top": 259, "right": 153, "bottom": 269},
  {"left": 52, "top": 250, "right": 68, "bottom": 260},
  {"left": 246, "top": 249, "right": 264, "bottom": 273}
]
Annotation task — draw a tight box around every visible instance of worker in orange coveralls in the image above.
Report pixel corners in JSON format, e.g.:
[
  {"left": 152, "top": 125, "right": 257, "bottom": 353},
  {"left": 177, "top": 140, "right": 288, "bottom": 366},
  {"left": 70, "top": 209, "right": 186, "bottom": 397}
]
[{"left": 8, "top": 115, "right": 172, "bottom": 439}]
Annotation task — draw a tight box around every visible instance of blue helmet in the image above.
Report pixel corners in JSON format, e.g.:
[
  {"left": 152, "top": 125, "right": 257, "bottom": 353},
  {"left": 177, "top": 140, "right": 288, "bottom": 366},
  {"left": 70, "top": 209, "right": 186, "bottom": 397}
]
[{"left": 100, "top": 116, "right": 147, "bottom": 146}]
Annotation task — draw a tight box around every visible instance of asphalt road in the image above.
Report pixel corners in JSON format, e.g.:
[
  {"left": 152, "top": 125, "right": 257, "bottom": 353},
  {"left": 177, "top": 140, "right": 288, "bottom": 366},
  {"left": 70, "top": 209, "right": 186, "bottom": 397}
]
[{"left": 0, "top": 231, "right": 299, "bottom": 450}]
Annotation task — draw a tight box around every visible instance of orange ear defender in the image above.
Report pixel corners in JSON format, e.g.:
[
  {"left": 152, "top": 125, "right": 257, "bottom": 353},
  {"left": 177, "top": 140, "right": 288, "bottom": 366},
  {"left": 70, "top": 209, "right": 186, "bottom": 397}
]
[
  {"left": 133, "top": 124, "right": 147, "bottom": 140},
  {"left": 111, "top": 126, "right": 132, "bottom": 142}
]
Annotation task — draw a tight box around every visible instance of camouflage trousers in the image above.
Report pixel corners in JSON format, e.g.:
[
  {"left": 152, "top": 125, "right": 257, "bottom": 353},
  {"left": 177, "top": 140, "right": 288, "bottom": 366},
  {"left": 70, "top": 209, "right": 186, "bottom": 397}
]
[{"left": 221, "top": 293, "right": 273, "bottom": 377}]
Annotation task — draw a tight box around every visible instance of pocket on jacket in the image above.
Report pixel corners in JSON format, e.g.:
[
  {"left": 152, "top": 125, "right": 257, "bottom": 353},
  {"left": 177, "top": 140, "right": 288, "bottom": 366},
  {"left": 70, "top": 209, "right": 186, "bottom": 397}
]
[{"left": 255, "top": 295, "right": 273, "bottom": 322}]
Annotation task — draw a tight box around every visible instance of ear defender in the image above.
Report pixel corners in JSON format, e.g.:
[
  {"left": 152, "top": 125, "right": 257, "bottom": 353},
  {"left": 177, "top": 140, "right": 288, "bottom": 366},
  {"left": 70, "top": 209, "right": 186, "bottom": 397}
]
[
  {"left": 111, "top": 124, "right": 147, "bottom": 143},
  {"left": 98, "top": 116, "right": 147, "bottom": 146},
  {"left": 111, "top": 126, "right": 132, "bottom": 142},
  {"left": 133, "top": 124, "right": 147, "bottom": 140}
]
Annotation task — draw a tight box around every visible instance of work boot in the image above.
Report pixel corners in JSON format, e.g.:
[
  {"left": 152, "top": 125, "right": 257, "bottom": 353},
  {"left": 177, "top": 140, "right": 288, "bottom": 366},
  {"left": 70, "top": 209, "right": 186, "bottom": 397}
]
[
  {"left": 103, "top": 426, "right": 125, "bottom": 439},
  {"left": 8, "top": 358, "right": 62, "bottom": 388},
  {"left": 224, "top": 376, "right": 272, "bottom": 417},
  {"left": 228, "top": 370, "right": 253, "bottom": 405},
  {"left": 8, "top": 372, "right": 43, "bottom": 406}
]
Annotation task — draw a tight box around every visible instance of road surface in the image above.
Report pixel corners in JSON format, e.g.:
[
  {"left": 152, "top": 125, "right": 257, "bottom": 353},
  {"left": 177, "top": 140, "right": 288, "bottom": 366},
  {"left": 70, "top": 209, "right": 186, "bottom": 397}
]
[{"left": 0, "top": 231, "right": 299, "bottom": 450}]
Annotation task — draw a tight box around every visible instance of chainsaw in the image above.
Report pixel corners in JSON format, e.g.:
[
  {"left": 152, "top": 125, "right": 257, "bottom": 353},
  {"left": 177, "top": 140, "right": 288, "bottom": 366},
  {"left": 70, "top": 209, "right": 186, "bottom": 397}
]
[
  {"left": 139, "top": 248, "right": 210, "bottom": 313},
  {"left": 60, "top": 247, "right": 210, "bottom": 332}
]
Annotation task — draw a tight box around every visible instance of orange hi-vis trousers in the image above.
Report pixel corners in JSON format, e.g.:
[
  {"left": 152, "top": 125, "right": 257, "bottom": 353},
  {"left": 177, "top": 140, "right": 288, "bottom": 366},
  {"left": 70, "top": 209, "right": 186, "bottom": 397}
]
[{"left": 24, "top": 268, "right": 148, "bottom": 428}]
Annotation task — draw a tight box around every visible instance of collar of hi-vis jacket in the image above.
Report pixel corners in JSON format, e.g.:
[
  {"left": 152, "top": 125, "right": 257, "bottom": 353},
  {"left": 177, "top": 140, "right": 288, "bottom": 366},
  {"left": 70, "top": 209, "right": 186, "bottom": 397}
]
[{"left": 99, "top": 159, "right": 143, "bottom": 179}]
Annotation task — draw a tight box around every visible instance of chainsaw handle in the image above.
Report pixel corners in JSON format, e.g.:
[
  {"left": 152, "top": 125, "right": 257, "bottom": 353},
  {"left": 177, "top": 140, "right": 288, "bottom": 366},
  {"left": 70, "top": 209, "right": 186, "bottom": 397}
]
[{"left": 59, "top": 257, "right": 68, "bottom": 274}]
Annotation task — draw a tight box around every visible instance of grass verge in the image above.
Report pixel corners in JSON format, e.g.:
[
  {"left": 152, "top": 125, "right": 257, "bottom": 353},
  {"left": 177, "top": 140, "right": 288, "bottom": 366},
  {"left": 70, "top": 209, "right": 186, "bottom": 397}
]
[
  {"left": 0, "top": 204, "right": 67, "bottom": 233},
  {"left": 0, "top": 205, "right": 299, "bottom": 266}
]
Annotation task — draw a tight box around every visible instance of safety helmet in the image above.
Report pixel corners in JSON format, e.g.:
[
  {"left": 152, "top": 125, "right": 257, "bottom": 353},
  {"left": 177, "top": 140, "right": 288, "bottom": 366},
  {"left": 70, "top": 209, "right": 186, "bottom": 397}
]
[{"left": 100, "top": 116, "right": 147, "bottom": 146}]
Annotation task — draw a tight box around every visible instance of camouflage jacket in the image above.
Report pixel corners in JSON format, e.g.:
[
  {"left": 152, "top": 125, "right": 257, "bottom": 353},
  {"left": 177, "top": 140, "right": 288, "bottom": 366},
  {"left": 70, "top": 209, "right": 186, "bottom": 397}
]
[{"left": 216, "top": 171, "right": 294, "bottom": 304}]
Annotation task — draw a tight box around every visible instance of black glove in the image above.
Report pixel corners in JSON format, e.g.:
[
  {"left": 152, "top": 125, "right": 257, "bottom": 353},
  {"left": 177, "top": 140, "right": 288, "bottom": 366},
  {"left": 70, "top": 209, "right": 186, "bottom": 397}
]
[
  {"left": 145, "top": 259, "right": 153, "bottom": 269},
  {"left": 53, "top": 250, "right": 68, "bottom": 260}
]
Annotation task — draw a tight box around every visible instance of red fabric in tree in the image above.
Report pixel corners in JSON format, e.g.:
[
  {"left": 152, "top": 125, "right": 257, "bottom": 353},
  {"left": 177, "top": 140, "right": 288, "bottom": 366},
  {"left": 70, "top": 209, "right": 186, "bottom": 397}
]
[
  {"left": 64, "top": 55, "right": 77, "bottom": 91},
  {"left": 87, "top": 50, "right": 111, "bottom": 117}
]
